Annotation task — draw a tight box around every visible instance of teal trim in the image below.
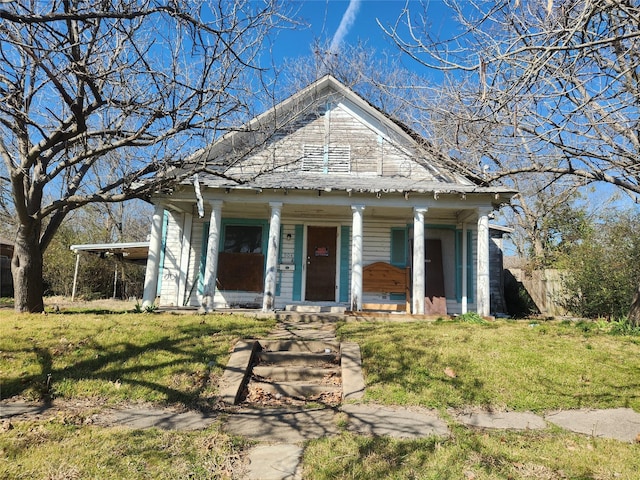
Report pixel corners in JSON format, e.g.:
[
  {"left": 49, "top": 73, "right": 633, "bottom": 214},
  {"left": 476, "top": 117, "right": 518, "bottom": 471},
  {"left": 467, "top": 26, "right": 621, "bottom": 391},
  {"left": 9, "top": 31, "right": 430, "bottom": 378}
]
[
  {"left": 156, "top": 210, "right": 169, "bottom": 297},
  {"left": 390, "top": 226, "right": 409, "bottom": 301},
  {"left": 292, "top": 225, "right": 304, "bottom": 301},
  {"left": 339, "top": 225, "right": 351, "bottom": 302},
  {"left": 390, "top": 227, "right": 408, "bottom": 267},
  {"left": 426, "top": 224, "right": 457, "bottom": 231},
  {"left": 219, "top": 218, "right": 269, "bottom": 253}
]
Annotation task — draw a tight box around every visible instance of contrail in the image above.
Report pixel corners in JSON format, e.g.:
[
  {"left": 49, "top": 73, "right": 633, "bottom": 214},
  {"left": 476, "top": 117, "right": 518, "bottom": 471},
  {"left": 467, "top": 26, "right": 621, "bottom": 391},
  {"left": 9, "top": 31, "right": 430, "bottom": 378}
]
[{"left": 329, "top": 0, "right": 362, "bottom": 53}]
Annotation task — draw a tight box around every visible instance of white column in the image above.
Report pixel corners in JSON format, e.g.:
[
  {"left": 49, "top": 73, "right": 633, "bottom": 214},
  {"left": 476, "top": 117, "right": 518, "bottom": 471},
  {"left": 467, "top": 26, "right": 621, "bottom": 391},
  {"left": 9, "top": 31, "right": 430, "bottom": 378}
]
[
  {"left": 142, "top": 203, "right": 164, "bottom": 308},
  {"left": 201, "top": 200, "right": 223, "bottom": 313},
  {"left": 476, "top": 208, "right": 491, "bottom": 317},
  {"left": 412, "top": 207, "right": 427, "bottom": 315},
  {"left": 350, "top": 205, "right": 365, "bottom": 311},
  {"left": 262, "top": 202, "right": 282, "bottom": 312},
  {"left": 462, "top": 222, "right": 468, "bottom": 314}
]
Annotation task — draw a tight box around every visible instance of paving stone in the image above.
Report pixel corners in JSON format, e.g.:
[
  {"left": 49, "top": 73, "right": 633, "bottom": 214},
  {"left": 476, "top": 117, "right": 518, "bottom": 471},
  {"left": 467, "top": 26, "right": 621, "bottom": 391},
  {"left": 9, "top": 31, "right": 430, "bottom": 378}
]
[
  {"left": 341, "top": 404, "right": 450, "bottom": 439},
  {"left": 99, "top": 407, "right": 217, "bottom": 430},
  {"left": 454, "top": 410, "right": 546, "bottom": 430},
  {"left": 244, "top": 444, "right": 303, "bottom": 480},
  {"left": 223, "top": 407, "right": 339, "bottom": 443},
  {"left": 546, "top": 408, "right": 640, "bottom": 442}
]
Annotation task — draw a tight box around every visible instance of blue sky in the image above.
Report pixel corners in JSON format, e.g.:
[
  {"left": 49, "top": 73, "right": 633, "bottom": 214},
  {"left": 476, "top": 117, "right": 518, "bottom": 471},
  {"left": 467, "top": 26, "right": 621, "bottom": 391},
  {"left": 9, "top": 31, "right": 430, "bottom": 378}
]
[{"left": 272, "top": 0, "right": 456, "bottom": 66}]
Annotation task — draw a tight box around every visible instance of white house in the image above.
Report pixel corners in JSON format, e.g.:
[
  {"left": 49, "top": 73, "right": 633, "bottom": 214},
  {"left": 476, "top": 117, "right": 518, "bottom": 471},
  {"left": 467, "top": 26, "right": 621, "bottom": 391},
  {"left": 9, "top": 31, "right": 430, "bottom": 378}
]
[{"left": 141, "top": 75, "right": 516, "bottom": 315}]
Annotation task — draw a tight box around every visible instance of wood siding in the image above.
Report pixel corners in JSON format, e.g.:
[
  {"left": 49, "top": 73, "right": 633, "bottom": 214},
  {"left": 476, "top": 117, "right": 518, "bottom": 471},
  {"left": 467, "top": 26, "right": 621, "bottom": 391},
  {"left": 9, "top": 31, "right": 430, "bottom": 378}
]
[{"left": 225, "top": 102, "right": 435, "bottom": 181}]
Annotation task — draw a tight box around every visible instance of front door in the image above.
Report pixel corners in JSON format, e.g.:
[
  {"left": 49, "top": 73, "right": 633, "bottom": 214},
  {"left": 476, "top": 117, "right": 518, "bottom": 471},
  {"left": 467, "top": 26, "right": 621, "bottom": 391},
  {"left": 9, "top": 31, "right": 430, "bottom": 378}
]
[
  {"left": 425, "top": 239, "right": 447, "bottom": 315},
  {"left": 305, "top": 226, "right": 337, "bottom": 301}
]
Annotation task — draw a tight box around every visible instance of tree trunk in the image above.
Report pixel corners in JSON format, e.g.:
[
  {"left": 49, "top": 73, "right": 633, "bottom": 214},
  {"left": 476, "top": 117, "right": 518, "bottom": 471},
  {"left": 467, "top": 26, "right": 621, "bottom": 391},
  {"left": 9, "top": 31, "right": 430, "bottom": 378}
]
[
  {"left": 629, "top": 284, "right": 640, "bottom": 327},
  {"left": 12, "top": 220, "right": 45, "bottom": 313}
]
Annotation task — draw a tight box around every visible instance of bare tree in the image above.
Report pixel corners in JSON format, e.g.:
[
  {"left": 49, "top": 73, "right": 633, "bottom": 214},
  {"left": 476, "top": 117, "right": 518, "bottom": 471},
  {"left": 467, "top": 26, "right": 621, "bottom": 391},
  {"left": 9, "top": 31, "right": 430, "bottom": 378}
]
[
  {"left": 385, "top": 0, "right": 640, "bottom": 323},
  {"left": 0, "top": 0, "right": 292, "bottom": 312}
]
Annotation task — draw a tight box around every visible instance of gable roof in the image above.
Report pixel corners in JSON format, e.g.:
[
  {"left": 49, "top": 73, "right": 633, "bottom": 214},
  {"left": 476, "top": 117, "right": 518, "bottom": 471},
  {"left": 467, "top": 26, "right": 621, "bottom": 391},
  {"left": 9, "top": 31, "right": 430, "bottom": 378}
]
[{"left": 185, "top": 75, "right": 515, "bottom": 196}]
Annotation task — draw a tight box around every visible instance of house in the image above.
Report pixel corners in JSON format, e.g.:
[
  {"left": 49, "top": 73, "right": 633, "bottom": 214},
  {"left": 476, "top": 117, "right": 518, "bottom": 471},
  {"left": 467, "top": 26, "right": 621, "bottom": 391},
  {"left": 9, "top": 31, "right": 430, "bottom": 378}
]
[{"left": 141, "top": 75, "right": 516, "bottom": 316}]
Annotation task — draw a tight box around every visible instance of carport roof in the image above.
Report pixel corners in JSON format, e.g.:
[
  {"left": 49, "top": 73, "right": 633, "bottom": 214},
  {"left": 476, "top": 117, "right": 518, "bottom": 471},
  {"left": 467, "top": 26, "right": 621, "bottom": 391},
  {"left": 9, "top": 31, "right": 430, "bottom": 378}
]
[{"left": 70, "top": 242, "right": 149, "bottom": 265}]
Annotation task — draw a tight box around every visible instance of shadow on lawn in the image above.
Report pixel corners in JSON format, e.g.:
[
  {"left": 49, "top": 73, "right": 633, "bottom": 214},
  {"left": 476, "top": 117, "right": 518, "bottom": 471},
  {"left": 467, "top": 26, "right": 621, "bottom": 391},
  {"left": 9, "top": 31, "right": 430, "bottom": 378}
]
[{"left": 1, "top": 321, "right": 247, "bottom": 410}]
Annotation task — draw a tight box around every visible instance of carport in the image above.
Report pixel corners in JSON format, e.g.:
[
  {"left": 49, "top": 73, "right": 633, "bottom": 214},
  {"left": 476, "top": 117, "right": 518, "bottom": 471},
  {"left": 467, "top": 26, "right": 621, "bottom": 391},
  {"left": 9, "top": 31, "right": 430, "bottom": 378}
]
[{"left": 69, "top": 242, "right": 149, "bottom": 301}]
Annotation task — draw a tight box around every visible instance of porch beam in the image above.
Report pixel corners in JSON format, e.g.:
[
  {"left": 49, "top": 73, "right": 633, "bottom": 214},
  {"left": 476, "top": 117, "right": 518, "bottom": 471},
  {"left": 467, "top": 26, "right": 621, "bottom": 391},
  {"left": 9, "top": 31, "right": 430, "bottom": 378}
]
[
  {"left": 350, "top": 205, "right": 365, "bottom": 311},
  {"left": 476, "top": 208, "right": 491, "bottom": 317},
  {"left": 262, "top": 202, "right": 282, "bottom": 312},
  {"left": 142, "top": 202, "right": 165, "bottom": 308},
  {"left": 412, "top": 207, "right": 428, "bottom": 315},
  {"left": 201, "top": 200, "right": 223, "bottom": 312}
]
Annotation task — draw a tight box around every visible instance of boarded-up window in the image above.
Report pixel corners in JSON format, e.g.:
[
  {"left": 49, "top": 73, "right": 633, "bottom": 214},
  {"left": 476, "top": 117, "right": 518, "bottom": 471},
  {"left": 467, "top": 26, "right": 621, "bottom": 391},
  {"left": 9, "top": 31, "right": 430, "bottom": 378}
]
[
  {"left": 217, "top": 225, "right": 264, "bottom": 292},
  {"left": 302, "top": 145, "right": 350, "bottom": 173}
]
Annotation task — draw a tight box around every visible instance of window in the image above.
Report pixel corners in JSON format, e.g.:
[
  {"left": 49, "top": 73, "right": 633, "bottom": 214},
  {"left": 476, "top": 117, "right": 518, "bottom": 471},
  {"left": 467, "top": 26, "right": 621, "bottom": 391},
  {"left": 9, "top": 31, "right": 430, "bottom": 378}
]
[
  {"left": 199, "top": 223, "right": 265, "bottom": 293},
  {"left": 223, "top": 225, "right": 263, "bottom": 253},
  {"left": 302, "top": 145, "right": 350, "bottom": 173}
]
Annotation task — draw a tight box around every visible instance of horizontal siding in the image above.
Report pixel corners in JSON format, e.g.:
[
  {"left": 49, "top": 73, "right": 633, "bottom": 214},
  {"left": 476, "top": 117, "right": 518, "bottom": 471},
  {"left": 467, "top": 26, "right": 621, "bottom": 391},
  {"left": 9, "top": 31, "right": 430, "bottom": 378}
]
[
  {"left": 159, "top": 211, "right": 183, "bottom": 306},
  {"left": 276, "top": 224, "right": 296, "bottom": 304},
  {"left": 185, "top": 219, "right": 205, "bottom": 307}
]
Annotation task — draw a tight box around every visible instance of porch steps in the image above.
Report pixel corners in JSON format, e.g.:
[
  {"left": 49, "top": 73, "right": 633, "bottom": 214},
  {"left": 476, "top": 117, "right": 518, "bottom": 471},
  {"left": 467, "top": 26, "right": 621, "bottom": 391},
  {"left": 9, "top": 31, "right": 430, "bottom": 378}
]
[
  {"left": 244, "top": 339, "right": 343, "bottom": 406},
  {"left": 284, "top": 305, "right": 347, "bottom": 314}
]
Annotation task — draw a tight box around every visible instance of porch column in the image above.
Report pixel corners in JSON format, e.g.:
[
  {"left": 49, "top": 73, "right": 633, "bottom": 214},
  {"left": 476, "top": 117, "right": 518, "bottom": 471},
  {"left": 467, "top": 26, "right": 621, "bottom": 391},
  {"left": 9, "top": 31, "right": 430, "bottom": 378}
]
[
  {"left": 262, "top": 202, "right": 282, "bottom": 312},
  {"left": 412, "top": 207, "right": 428, "bottom": 315},
  {"left": 476, "top": 208, "right": 491, "bottom": 317},
  {"left": 462, "top": 222, "right": 468, "bottom": 314},
  {"left": 201, "top": 200, "right": 223, "bottom": 313},
  {"left": 350, "top": 205, "right": 365, "bottom": 311},
  {"left": 142, "top": 202, "right": 164, "bottom": 308}
]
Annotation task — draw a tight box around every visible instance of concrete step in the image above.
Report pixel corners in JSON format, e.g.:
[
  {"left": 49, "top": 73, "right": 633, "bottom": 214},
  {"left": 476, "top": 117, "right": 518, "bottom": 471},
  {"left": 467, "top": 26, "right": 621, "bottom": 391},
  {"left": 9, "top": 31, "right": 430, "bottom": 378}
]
[
  {"left": 251, "top": 380, "right": 341, "bottom": 399},
  {"left": 284, "top": 305, "right": 346, "bottom": 314},
  {"left": 253, "top": 365, "right": 340, "bottom": 382},
  {"left": 274, "top": 312, "right": 343, "bottom": 323},
  {"left": 259, "top": 340, "right": 339, "bottom": 353},
  {"left": 257, "top": 351, "right": 338, "bottom": 366}
]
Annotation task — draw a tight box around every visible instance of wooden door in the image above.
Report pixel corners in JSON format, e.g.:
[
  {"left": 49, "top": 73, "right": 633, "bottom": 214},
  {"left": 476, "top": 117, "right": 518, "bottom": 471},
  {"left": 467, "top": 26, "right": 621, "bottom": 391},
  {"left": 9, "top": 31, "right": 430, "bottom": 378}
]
[
  {"left": 425, "top": 239, "right": 447, "bottom": 315},
  {"left": 305, "top": 226, "right": 337, "bottom": 301}
]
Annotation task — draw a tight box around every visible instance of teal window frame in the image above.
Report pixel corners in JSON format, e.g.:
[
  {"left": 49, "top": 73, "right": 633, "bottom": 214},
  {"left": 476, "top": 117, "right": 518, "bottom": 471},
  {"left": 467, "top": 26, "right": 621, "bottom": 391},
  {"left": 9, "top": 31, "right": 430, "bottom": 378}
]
[{"left": 389, "top": 226, "right": 409, "bottom": 300}]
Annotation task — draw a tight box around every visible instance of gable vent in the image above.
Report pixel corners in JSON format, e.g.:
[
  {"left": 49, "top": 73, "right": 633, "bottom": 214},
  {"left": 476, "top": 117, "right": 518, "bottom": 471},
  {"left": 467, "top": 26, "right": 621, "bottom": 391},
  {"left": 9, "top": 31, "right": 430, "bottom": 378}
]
[{"left": 302, "top": 145, "right": 351, "bottom": 174}]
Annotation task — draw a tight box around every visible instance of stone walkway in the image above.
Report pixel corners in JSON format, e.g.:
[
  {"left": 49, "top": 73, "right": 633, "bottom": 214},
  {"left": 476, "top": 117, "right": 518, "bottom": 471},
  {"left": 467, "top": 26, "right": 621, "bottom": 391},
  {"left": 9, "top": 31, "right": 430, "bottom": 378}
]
[{"left": 2, "top": 314, "right": 640, "bottom": 480}]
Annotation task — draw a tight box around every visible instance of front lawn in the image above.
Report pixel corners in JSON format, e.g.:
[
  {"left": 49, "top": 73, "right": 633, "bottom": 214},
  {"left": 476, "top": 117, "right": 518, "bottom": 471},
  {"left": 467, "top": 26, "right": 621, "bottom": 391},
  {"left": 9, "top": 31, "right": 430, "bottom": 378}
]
[
  {"left": 336, "top": 319, "right": 640, "bottom": 412},
  {"left": 2, "top": 312, "right": 639, "bottom": 479}
]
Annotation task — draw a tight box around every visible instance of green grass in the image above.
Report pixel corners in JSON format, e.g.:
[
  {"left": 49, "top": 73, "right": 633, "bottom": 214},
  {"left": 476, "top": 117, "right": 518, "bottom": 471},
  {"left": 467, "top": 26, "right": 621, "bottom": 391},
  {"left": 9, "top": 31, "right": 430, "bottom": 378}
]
[
  {"left": 303, "top": 427, "right": 640, "bottom": 479},
  {"left": 336, "top": 319, "right": 640, "bottom": 412},
  {"left": 0, "top": 418, "right": 250, "bottom": 479},
  {"left": 0, "top": 311, "right": 275, "bottom": 405},
  {"left": 2, "top": 311, "right": 640, "bottom": 479}
]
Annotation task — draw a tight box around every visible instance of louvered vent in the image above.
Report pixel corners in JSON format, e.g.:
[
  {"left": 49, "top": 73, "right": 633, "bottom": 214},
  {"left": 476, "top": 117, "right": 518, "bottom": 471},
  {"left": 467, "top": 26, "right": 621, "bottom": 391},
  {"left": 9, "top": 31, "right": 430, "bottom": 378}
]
[{"left": 302, "top": 145, "right": 351, "bottom": 173}]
